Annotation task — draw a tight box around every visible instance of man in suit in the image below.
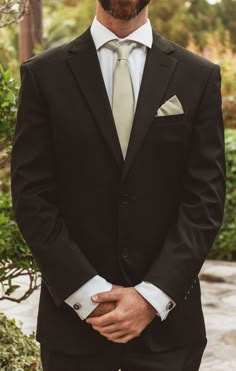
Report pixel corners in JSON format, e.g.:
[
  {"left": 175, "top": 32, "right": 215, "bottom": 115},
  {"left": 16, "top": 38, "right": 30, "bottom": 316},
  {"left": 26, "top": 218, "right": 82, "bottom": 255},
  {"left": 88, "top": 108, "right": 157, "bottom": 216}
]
[{"left": 11, "top": 0, "right": 225, "bottom": 370}]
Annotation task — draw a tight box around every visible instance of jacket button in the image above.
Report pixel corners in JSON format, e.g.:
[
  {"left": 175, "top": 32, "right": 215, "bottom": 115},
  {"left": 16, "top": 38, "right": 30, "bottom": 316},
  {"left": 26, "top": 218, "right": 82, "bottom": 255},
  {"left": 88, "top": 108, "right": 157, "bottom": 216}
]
[
  {"left": 122, "top": 248, "right": 129, "bottom": 259},
  {"left": 121, "top": 194, "right": 129, "bottom": 205},
  {"left": 73, "top": 303, "right": 81, "bottom": 311}
]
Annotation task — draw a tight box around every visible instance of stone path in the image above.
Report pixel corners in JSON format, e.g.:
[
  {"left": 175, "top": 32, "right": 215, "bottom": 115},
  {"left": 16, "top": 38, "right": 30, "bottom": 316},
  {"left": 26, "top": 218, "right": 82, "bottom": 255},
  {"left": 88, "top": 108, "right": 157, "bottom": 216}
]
[
  {"left": 0, "top": 260, "right": 236, "bottom": 370},
  {"left": 199, "top": 260, "right": 236, "bottom": 370}
]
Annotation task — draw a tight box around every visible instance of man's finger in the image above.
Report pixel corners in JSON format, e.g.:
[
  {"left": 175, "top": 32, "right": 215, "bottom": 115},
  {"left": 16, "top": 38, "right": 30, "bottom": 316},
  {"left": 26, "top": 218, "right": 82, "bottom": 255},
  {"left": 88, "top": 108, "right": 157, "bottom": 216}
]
[
  {"left": 110, "top": 334, "right": 134, "bottom": 344},
  {"left": 92, "top": 323, "right": 118, "bottom": 333},
  {"left": 91, "top": 289, "right": 120, "bottom": 304},
  {"left": 88, "top": 302, "right": 116, "bottom": 318},
  {"left": 105, "top": 330, "right": 129, "bottom": 340},
  {"left": 86, "top": 310, "right": 116, "bottom": 326}
]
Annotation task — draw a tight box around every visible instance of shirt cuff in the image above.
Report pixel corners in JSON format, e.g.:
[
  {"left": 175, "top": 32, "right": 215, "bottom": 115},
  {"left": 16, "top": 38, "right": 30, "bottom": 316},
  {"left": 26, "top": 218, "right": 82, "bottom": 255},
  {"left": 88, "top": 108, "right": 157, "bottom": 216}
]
[
  {"left": 65, "top": 275, "right": 112, "bottom": 320},
  {"left": 135, "top": 281, "right": 176, "bottom": 321}
]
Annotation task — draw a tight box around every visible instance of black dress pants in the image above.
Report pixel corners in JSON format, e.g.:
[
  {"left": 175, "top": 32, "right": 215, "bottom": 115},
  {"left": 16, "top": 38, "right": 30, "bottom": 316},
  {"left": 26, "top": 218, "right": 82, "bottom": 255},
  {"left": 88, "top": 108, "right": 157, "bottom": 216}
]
[{"left": 40, "top": 338, "right": 207, "bottom": 371}]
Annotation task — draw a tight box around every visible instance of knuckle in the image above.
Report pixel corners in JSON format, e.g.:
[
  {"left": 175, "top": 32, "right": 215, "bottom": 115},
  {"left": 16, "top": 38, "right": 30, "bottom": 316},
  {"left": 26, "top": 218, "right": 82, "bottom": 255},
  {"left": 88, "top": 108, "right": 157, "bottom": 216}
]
[
  {"left": 124, "top": 336, "right": 131, "bottom": 343},
  {"left": 123, "top": 321, "right": 130, "bottom": 330},
  {"left": 134, "top": 328, "right": 141, "bottom": 337},
  {"left": 110, "top": 313, "right": 117, "bottom": 322},
  {"left": 93, "top": 325, "right": 100, "bottom": 332},
  {"left": 115, "top": 312, "right": 122, "bottom": 322}
]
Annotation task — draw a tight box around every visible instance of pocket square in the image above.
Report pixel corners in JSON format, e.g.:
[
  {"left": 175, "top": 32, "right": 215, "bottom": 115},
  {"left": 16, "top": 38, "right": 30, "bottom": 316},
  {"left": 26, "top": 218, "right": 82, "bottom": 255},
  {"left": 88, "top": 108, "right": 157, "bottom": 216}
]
[{"left": 156, "top": 96, "right": 184, "bottom": 117}]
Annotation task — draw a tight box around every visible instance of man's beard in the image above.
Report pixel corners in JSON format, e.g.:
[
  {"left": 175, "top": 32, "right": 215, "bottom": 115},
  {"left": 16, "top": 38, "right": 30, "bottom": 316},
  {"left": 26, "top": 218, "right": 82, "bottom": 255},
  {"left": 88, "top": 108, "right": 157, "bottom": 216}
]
[{"left": 98, "top": 0, "right": 150, "bottom": 20}]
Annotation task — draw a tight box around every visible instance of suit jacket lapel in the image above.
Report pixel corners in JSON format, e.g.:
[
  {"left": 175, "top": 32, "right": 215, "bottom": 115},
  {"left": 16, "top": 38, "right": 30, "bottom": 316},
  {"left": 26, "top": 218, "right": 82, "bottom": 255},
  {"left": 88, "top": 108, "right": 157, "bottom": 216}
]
[
  {"left": 121, "top": 32, "right": 177, "bottom": 181},
  {"left": 66, "top": 29, "right": 124, "bottom": 168}
]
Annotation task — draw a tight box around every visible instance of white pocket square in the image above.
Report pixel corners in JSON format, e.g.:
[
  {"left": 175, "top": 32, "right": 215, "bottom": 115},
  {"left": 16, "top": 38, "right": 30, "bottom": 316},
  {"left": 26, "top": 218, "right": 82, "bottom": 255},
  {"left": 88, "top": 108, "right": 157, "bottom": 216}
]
[{"left": 156, "top": 95, "right": 184, "bottom": 117}]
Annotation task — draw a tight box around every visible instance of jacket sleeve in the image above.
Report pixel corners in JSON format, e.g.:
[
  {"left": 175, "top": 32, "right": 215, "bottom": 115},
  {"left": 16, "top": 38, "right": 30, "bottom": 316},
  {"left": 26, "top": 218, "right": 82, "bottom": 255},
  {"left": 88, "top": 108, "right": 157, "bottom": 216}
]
[
  {"left": 11, "top": 62, "right": 97, "bottom": 307},
  {"left": 144, "top": 65, "right": 226, "bottom": 303}
]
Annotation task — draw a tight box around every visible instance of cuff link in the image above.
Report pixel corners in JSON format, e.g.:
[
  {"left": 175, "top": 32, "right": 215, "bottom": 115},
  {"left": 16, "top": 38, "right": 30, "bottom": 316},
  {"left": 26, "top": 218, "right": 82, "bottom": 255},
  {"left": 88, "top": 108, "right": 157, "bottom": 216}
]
[
  {"left": 166, "top": 301, "right": 174, "bottom": 311},
  {"left": 73, "top": 303, "right": 81, "bottom": 311}
]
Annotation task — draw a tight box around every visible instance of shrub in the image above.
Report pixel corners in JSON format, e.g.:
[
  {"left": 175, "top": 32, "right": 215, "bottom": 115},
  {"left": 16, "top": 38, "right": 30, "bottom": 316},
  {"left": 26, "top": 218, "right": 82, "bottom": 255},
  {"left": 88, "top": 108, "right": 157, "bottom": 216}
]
[
  {"left": 210, "top": 129, "right": 236, "bottom": 260},
  {"left": 187, "top": 32, "right": 236, "bottom": 129},
  {"left": 0, "top": 64, "right": 18, "bottom": 151},
  {"left": 222, "top": 96, "right": 236, "bottom": 130},
  {"left": 0, "top": 65, "right": 40, "bottom": 302},
  {"left": 0, "top": 192, "right": 40, "bottom": 302},
  {"left": 0, "top": 313, "right": 41, "bottom": 370},
  {"left": 0, "top": 63, "right": 19, "bottom": 195}
]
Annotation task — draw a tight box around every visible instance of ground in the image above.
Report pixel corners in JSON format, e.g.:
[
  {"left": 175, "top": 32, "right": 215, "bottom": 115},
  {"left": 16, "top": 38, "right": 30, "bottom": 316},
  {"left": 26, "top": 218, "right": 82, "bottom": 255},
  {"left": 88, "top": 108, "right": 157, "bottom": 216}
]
[{"left": 199, "top": 260, "right": 236, "bottom": 370}]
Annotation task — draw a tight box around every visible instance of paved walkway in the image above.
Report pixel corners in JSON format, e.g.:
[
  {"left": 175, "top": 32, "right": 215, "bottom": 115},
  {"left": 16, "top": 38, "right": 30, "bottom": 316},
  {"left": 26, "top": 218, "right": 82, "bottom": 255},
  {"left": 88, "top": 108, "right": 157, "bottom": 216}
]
[
  {"left": 199, "top": 260, "right": 236, "bottom": 370},
  {"left": 0, "top": 260, "right": 236, "bottom": 370}
]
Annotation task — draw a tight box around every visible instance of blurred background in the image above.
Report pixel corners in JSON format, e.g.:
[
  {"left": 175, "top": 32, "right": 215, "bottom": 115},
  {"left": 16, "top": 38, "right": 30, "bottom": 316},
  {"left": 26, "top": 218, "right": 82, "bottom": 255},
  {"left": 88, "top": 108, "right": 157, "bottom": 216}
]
[{"left": 0, "top": 0, "right": 236, "bottom": 370}]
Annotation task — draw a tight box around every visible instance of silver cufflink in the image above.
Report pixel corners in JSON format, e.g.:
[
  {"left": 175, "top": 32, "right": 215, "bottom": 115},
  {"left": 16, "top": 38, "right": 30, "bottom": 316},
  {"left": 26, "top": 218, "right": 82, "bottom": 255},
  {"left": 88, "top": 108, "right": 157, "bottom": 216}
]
[
  {"left": 166, "top": 302, "right": 174, "bottom": 311},
  {"left": 73, "top": 303, "right": 81, "bottom": 311}
]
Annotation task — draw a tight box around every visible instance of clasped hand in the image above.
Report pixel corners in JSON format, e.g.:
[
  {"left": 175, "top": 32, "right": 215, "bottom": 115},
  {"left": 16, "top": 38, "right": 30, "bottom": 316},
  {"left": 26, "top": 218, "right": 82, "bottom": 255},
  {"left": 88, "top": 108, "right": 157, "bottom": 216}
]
[{"left": 86, "top": 286, "right": 156, "bottom": 344}]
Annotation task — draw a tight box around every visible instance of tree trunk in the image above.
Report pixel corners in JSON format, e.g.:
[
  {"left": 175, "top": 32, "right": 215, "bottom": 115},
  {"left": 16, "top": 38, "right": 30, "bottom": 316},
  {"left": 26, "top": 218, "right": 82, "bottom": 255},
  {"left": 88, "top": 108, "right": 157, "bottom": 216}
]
[{"left": 19, "top": 0, "right": 43, "bottom": 63}]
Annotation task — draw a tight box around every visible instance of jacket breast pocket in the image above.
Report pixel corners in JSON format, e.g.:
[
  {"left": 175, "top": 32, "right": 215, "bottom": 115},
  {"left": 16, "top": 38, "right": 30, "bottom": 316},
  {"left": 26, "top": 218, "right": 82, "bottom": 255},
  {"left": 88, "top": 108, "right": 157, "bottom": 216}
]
[{"left": 153, "top": 114, "right": 186, "bottom": 127}]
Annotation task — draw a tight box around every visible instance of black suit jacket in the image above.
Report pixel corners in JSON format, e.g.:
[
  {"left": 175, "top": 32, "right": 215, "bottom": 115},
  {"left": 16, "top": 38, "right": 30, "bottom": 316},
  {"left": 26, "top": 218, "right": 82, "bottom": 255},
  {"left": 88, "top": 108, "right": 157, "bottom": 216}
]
[{"left": 11, "top": 28, "right": 225, "bottom": 354}]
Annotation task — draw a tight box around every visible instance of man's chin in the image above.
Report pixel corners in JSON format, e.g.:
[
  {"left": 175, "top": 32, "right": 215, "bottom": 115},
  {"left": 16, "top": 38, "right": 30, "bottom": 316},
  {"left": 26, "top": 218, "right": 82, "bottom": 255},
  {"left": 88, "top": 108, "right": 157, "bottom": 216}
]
[
  {"left": 108, "top": 8, "right": 138, "bottom": 21},
  {"left": 99, "top": 0, "right": 149, "bottom": 21}
]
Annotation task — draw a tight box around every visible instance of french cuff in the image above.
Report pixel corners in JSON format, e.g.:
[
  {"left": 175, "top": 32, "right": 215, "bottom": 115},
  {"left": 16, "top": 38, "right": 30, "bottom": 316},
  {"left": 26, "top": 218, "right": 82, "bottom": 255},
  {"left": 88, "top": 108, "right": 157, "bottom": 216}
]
[
  {"left": 135, "top": 281, "right": 176, "bottom": 321},
  {"left": 65, "top": 275, "right": 112, "bottom": 320}
]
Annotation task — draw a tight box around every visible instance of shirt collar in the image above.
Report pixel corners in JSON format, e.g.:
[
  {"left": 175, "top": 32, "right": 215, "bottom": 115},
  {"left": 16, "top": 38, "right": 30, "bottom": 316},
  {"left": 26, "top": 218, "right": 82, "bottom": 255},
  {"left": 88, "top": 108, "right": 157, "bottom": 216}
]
[{"left": 90, "top": 17, "right": 153, "bottom": 50}]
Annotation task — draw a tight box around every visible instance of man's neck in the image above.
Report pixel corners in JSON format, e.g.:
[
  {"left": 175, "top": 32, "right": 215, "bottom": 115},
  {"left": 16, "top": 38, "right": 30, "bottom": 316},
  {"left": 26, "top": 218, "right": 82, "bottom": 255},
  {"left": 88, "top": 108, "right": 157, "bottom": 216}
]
[{"left": 96, "top": 3, "right": 148, "bottom": 38}]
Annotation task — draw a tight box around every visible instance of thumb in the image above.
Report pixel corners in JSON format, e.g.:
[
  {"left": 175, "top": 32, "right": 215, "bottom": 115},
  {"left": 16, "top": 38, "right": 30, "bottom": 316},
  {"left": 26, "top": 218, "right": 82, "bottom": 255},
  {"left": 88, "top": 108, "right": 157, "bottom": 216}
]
[{"left": 91, "top": 290, "right": 120, "bottom": 303}]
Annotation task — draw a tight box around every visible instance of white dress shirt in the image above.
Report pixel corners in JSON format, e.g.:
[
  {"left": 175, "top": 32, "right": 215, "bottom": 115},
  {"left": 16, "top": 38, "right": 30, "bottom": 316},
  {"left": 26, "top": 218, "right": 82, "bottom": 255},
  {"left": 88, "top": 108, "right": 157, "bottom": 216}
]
[{"left": 65, "top": 18, "right": 176, "bottom": 321}]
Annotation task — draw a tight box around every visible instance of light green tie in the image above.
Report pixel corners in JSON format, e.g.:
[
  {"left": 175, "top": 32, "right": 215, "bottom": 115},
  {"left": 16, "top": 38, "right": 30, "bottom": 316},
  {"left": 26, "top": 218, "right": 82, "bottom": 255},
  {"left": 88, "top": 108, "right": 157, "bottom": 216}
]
[{"left": 106, "top": 41, "right": 138, "bottom": 159}]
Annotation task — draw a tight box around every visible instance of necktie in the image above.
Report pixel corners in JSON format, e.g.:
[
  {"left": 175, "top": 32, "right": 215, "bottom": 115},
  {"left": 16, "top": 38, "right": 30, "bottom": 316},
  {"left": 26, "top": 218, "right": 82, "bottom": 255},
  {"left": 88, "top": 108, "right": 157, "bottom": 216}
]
[{"left": 105, "top": 41, "right": 138, "bottom": 158}]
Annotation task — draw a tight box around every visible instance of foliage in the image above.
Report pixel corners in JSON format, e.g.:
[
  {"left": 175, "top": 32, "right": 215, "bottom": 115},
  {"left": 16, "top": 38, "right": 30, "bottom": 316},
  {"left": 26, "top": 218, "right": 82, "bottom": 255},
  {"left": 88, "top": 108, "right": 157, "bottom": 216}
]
[
  {"left": 0, "top": 63, "right": 19, "bottom": 153},
  {"left": 183, "top": 0, "right": 223, "bottom": 49},
  {"left": 0, "top": 0, "right": 29, "bottom": 28},
  {"left": 149, "top": 0, "right": 189, "bottom": 47},
  {"left": 222, "top": 96, "right": 236, "bottom": 130},
  {"left": 187, "top": 32, "right": 236, "bottom": 129},
  {"left": 0, "top": 63, "right": 18, "bottom": 196},
  {"left": 215, "top": 0, "right": 236, "bottom": 51},
  {"left": 43, "top": 0, "right": 95, "bottom": 49},
  {"left": 149, "top": 0, "right": 236, "bottom": 50},
  {"left": 0, "top": 64, "right": 40, "bottom": 302},
  {"left": 210, "top": 129, "right": 236, "bottom": 260},
  {"left": 0, "top": 313, "right": 41, "bottom": 370},
  {"left": 0, "top": 192, "right": 41, "bottom": 302},
  {"left": 0, "top": 24, "right": 18, "bottom": 75}
]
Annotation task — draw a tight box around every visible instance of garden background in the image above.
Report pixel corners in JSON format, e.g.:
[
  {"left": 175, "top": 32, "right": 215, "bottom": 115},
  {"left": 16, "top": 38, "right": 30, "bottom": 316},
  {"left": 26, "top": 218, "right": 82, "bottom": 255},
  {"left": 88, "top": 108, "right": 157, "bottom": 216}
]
[{"left": 0, "top": 0, "right": 236, "bottom": 370}]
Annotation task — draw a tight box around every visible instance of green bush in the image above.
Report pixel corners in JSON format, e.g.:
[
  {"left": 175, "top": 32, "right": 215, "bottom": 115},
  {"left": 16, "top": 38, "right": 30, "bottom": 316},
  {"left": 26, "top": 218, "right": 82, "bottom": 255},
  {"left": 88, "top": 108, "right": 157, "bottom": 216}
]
[
  {"left": 0, "top": 192, "right": 40, "bottom": 302},
  {"left": 0, "top": 64, "right": 18, "bottom": 151},
  {"left": 0, "top": 64, "right": 40, "bottom": 302},
  {"left": 222, "top": 96, "right": 236, "bottom": 129},
  {"left": 210, "top": 129, "right": 236, "bottom": 260},
  {"left": 0, "top": 313, "right": 41, "bottom": 370}
]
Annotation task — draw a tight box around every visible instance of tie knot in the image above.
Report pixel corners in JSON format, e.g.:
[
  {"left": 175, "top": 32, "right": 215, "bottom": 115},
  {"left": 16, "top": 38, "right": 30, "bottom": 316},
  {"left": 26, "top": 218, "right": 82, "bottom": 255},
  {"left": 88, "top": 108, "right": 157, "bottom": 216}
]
[{"left": 105, "top": 41, "right": 139, "bottom": 61}]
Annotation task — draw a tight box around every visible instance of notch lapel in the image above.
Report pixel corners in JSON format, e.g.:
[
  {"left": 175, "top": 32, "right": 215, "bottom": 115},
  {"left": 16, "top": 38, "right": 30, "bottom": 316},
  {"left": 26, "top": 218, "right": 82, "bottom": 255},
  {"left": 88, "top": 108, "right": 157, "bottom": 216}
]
[
  {"left": 66, "top": 29, "right": 124, "bottom": 168},
  {"left": 121, "top": 32, "right": 177, "bottom": 181}
]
